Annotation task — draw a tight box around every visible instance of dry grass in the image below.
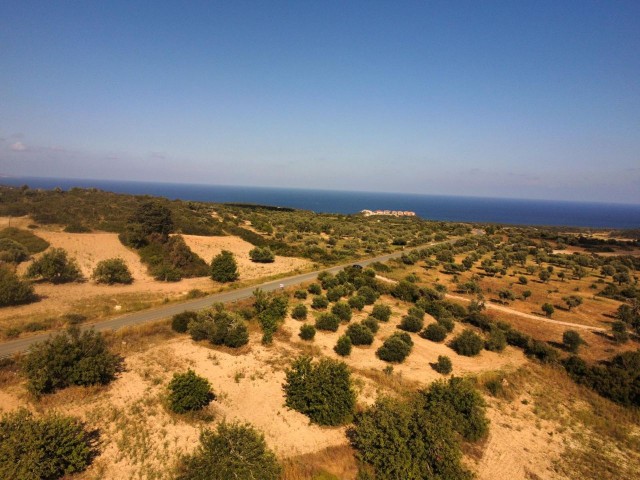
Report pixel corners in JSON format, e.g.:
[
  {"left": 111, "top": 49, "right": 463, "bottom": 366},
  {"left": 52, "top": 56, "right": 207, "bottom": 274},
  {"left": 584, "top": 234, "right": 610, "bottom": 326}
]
[{"left": 281, "top": 445, "right": 359, "bottom": 480}]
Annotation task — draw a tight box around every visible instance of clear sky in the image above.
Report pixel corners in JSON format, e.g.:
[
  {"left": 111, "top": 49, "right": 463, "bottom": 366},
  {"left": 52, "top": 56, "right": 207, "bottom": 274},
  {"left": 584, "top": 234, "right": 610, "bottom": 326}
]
[{"left": 1, "top": 1, "right": 639, "bottom": 203}]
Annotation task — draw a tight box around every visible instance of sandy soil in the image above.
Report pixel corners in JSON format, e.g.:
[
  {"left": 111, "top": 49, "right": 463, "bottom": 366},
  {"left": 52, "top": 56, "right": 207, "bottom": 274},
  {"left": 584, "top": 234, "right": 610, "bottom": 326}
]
[{"left": 181, "top": 234, "right": 311, "bottom": 279}]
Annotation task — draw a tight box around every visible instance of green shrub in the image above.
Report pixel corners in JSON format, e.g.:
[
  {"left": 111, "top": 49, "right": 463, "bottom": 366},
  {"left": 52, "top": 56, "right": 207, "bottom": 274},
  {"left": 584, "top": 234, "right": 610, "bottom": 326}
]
[
  {"left": 326, "top": 285, "right": 346, "bottom": 302},
  {"left": 308, "top": 283, "right": 322, "bottom": 295},
  {"left": 371, "top": 303, "right": 392, "bottom": 322},
  {"left": 376, "top": 333, "right": 413, "bottom": 363},
  {"left": 168, "top": 370, "right": 215, "bottom": 413},
  {"left": 176, "top": 422, "right": 280, "bottom": 480},
  {"left": 407, "top": 306, "right": 425, "bottom": 320},
  {"left": 187, "top": 310, "right": 249, "bottom": 348},
  {"left": 348, "top": 295, "right": 366, "bottom": 311},
  {"left": 346, "top": 323, "right": 374, "bottom": 346},
  {"left": 357, "top": 286, "right": 378, "bottom": 305},
  {"left": 485, "top": 326, "right": 507, "bottom": 352},
  {"left": 0, "top": 265, "right": 35, "bottom": 307},
  {"left": 362, "top": 316, "right": 380, "bottom": 334},
  {"left": 398, "top": 314, "right": 423, "bottom": 333},
  {"left": 0, "top": 227, "right": 49, "bottom": 254},
  {"left": 294, "top": 289, "right": 307, "bottom": 300},
  {"left": 22, "top": 327, "right": 121, "bottom": 395},
  {"left": 420, "top": 323, "right": 447, "bottom": 342},
  {"left": 525, "top": 340, "right": 559, "bottom": 364},
  {"left": 63, "top": 224, "right": 91, "bottom": 233},
  {"left": 299, "top": 324, "right": 316, "bottom": 341},
  {"left": 505, "top": 328, "right": 531, "bottom": 348},
  {"left": 331, "top": 301, "right": 352, "bottom": 322},
  {"left": 172, "top": 310, "right": 198, "bottom": 333},
  {"left": 311, "top": 295, "right": 329, "bottom": 310},
  {"left": 391, "top": 280, "right": 420, "bottom": 302},
  {"left": 26, "top": 248, "right": 83, "bottom": 284},
  {"left": 291, "top": 304, "right": 308, "bottom": 320},
  {"left": 249, "top": 246, "right": 275, "bottom": 263},
  {"left": 316, "top": 313, "right": 340, "bottom": 332},
  {"left": 92, "top": 258, "right": 133, "bottom": 284},
  {"left": 562, "top": 330, "right": 583, "bottom": 353},
  {"left": 450, "top": 330, "right": 484, "bottom": 357},
  {"left": 433, "top": 355, "right": 453, "bottom": 374},
  {"left": 210, "top": 250, "right": 239, "bottom": 282},
  {"left": 0, "top": 238, "right": 29, "bottom": 263},
  {"left": 283, "top": 356, "right": 356, "bottom": 425},
  {"left": 437, "top": 315, "right": 455, "bottom": 332},
  {"left": 334, "top": 335, "right": 352, "bottom": 356},
  {"left": 0, "top": 409, "right": 94, "bottom": 479}
]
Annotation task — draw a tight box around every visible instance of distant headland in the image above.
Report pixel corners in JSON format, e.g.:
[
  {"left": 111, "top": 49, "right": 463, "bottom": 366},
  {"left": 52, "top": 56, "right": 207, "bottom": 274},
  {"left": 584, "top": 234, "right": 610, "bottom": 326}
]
[{"left": 361, "top": 209, "right": 416, "bottom": 217}]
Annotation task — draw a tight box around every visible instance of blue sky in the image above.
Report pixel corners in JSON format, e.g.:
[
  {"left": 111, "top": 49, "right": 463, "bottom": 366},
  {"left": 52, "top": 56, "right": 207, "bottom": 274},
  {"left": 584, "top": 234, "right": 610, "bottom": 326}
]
[{"left": 1, "top": 1, "right": 639, "bottom": 203}]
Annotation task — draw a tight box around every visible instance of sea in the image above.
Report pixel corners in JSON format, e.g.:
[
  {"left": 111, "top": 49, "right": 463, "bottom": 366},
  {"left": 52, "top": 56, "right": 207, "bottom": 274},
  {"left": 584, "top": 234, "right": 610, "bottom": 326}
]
[{"left": 2, "top": 176, "right": 640, "bottom": 229}]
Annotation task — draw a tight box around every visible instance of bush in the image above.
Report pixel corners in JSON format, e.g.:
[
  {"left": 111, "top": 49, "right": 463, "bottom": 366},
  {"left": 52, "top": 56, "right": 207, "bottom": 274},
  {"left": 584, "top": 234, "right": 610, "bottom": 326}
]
[
  {"left": 291, "top": 304, "right": 308, "bottom": 320},
  {"left": 362, "top": 316, "right": 380, "bottom": 334},
  {"left": 371, "top": 303, "right": 392, "bottom": 322},
  {"left": 308, "top": 283, "right": 322, "bottom": 294},
  {"left": 391, "top": 280, "right": 420, "bottom": 302},
  {"left": 562, "top": 330, "right": 583, "bottom": 353},
  {"left": 376, "top": 333, "right": 413, "bottom": 363},
  {"left": 0, "top": 265, "right": 35, "bottom": 307},
  {"left": 0, "top": 409, "right": 94, "bottom": 479},
  {"left": 294, "top": 289, "right": 307, "bottom": 300},
  {"left": 311, "top": 295, "right": 329, "bottom": 310},
  {"left": 92, "top": 258, "right": 133, "bottom": 284},
  {"left": 398, "top": 314, "right": 423, "bottom": 333},
  {"left": 348, "top": 295, "right": 366, "bottom": 311},
  {"left": 26, "top": 247, "right": 83, "bottom": 284},
  {"left": 450, "top": 330, "right": 484, "bottom": 357},
  {"left": 326, "top": 285, "right": 346, "bottom": 302},
  {"left": 249, "top": 246, "right": 275, "bottom": 263},
  {"left": 63, "top": 224, "right": 91, "bottom": 233},
  {"left": 485, "top": 326, "right": 507, "bottom": 352},
  {"left": 541, "top": 303, "right": 554, "bottom": 317},
  {"left": 331, "top": 301, "right": 352, "bottom": 322},
  {"left": 284, "top": 356, "right": 356, "bottom": 425},
  {"left": 172, "top": 310, "right": 198, "bottom": 333},
  {"left": 433, "top": 355, "right": 453, "bottom": 374},
  {"left": 0, "top": 227, "right": 49, "bottom": 254},
  {"left": 176, "top": 422, "right": 281, "bottom": 480},
  {"left": 357, "top": 286, "right": 378, "bottom": 305},
  {"left": 0, "top": 238, "right": 29, "bottom": 263},
  {"left": 346, "top": 323, "right": 375, "bottom": 346},
  {"left": 299, "top": 324, "right": 316, "bottom": 341},
  {"left": 316, "top": 313, "right": 340, "bottom": 332},
  {"left": 334, "top": 335, "right": 352, "bottom": 356},
  {"left": 187, "top": 310, "right": 249, "bottom": 348},
  {"left": 437, "top": 315, "right": 455, "bottom": 332},
  {"left": 168, "top": 370, "right": 215, "bottom": 413},
  {"left": 420, "top": 323, "right": 447, "bottom": 342},
  {"left": 525, "top": 340, "right": 559, "bottom": 364},
  {"left": 22, "top": 327, "right": 121, "bottom": 395},
  {"left": 210, "top": 250, "right": 239, "bottom": 282}
]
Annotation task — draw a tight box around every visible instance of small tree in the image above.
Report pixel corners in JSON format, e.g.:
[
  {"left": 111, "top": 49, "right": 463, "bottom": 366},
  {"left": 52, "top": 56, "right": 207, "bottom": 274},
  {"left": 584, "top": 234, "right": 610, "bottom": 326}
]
[
  {"left": 0, "top": 409, "right": 94, "bottom": 479},
  {"left": 249, "top": 247, "right": 275, "bottom": 263},
  {"left": 348, "top": 295, "right": 366, "bottom": 311},
  {"left": 398, "top": 314, "right": 423, "bottom": 333},
  {"left": 291, "top": 304, "right": 308, "bottom": 320},
  {"left": 346, "top": 322, "right": 375, "bottom": 346},
  {"left": 210, "top": 250, "right": 239, "bottom": 282},
  {"left": 376, "top": 333, "right": 413, "bottom": 363},
  {"left": 167, "top": 370, "right": 215, "bottom": 413},
  {"left": 26, "top": 248, "right": 83, "bottom": 284},
  {"left": 522, "top": 290, "right": 532, "bottom": 300},
  {"left": 562, "top": 330, "right": 582, "bottom": 353},
  {"left": 0, "top": 265, "right": 35, "bottom": 307},
  {"left": 542, "top": 303, "right": 555, "bottom": 317},
  {"left": 538, "top": 270, "right": 551, "bottom": 283},
  {"left": 433, "top": 355, "right": 453, "bottom": 374},
  {"left": 311, "top": 295, "right": 329, "bottom": 310},
  {"left": 299, "top": 324, "right": 316, "bottom": 341},
  {"left": 611, "top": 321, "right": 629, "bottom": 344},
  {"left": 371, "top": 303, "right": 392, "bottom": 322},
  {"left": 362, "top": 316, "right": 380, "bottom": 333},
  {"left": 332, "top": 301, "right": 352, "bottom": 322},
  {"left": 283, "top": 356, "right": 356, "bottom": 425},
  {"left": 307, "top": 283, "right": 322, "bottom": 295},
  {"left": 563, "top": 295, "right": 583, "bottom": 311},
  {"left": 316, "top": 313, "right": 340, "bottom": 332},
  {"left": 171, "top": 310, "right": 198, "bottom": 333},
  {"left": 176, "top": 422, "right": 281, "bottom": 480},
  {"left": 485, "top": 326, "right": 507, "bottom": 352},
  {"left": 92, "top": 258, "right": 133, "bottom": 284},
  {"left": 334, "top": 335, "right": 352, "bottom": 356},
  {"left": 294, "top": 289, "right": 307, "bottom": 300},
  {"left": 420, "top": 323, "right": 447, "bottom": 342},
  {"left": 450, "top": 330, "right": 484, "bottom": 357}
]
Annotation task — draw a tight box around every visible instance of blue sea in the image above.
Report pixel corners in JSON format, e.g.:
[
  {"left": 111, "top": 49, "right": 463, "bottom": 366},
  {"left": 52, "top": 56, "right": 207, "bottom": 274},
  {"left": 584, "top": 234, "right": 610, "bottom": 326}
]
[{"left": 2, "top": 176, "right": 640, "bottom": 229}]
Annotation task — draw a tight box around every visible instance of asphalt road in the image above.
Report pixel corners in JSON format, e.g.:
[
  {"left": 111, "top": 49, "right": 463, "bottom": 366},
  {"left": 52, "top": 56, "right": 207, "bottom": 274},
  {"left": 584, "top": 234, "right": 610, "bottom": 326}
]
[{"left": 0, "top": 248, "right": 415, "bottom": 358}]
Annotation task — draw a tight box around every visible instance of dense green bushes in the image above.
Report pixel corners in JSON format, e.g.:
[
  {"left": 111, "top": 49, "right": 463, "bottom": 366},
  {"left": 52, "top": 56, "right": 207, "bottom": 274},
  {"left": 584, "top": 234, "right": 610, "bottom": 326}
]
[
  {"left": 249, "top": 246, "right": 275, "bottom": 263},
  {"left": 0, "top": 265, "right": 35, "bottom": 307},
  {"left": 433, "top": 355, "right": 453, "bottom": 374},
  {"left": 22, "top": 327, "right": 121, "bottom": 395},
  {"left": 371, "top": 303, "right": 392, "bottom": 322},
  {"left": 331, "top": 301, "right": 352, "bottom": 322},
  {"left": 167, "top": 370, "right": 215, "bottom": 413},
  {"left": 334, "top": 335, "right": 352, "bottom": 356},
  {"left": 92, "top": 257, "right": 133, "bottom": 284},
  {"left": 187, "top": 309, "right": 249, "bottom": 348},
  {"left": 420, "top": 323, "right": 447, "bottom": 342},
  {"left": 210, "top": 250, "right": 239, "bottom": 282},
  {"left": 348, "top": 377, "right": 488, "bottom": 479},
  {"left": 376, "top": 332, "right": 413, "bottom": 363},
  {"left": 0, "top": 227, "right": 49, "bottom": 254},
  {"left": 0, "top": 409, "right": 94, "bottom": 479},
  {"left": 291, "top": 303, "right": 308, "bottom": 320},
  {"left": 0, "top": 238, "right": 29, "bottom": 263},
  {"left": 26, "top": 248, "right": 83, "bottom": 284},
  {"left": 398, "top": 314, "right": 424, "bottom": 333},
  {"left": 176, "top": 422, "right": 281, "bottom": 480},
  {"left": 171, "top": 310, "right": 198, "bottom": 333},
  {"left": 450, "top": 329, "right": 484, "bottom": 356},
  {"left": 283, "top": 356, "right": 356, "bottom": 425},
  {"left": 316, "top": 313, "right": 340, "bottom": 332},
  {"left": 299, "top": 324, "right": 316, "bottom": 340},
  {"left": 346, "top": 322, "right": 375, "bottom": 346}
]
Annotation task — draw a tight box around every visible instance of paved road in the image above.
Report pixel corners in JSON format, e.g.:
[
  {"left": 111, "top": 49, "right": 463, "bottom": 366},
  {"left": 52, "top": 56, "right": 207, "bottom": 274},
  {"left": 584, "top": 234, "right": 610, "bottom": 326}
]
[{"left": 0, "top": 248, "right": 417, "bottom": 358}]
